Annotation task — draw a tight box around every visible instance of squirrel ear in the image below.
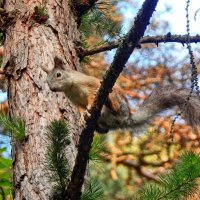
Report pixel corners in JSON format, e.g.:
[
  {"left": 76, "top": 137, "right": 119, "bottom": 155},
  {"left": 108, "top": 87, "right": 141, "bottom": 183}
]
[{"left": 54, "top": 57, "right": 64, "bottom": 69}]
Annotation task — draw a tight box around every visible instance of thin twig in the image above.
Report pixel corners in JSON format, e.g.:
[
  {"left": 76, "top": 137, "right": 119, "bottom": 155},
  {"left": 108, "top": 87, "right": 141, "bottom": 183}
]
[
  {"left": 194, "top": 8, "right": 200, "bottom": 21},
  {"left": 80, "top": 34, "right": 200, "bottom": 58},
  {"left": 65, "top": 0, "right": 159, "bottom": 199}
]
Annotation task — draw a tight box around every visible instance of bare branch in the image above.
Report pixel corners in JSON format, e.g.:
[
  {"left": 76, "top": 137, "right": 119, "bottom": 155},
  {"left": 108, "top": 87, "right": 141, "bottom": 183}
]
[
  {"left": 79, "top": 41, "right": 118, "bottom": 58},
  {"left": 80, "top": 34, "right": 200, "bottom": 58},
  {"left": 65, "top": 0, "right": 159, "bottom": 199}
]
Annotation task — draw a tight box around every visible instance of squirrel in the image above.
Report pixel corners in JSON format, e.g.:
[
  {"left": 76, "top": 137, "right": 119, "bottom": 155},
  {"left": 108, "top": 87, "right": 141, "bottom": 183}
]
[{"left": 47, "top": 57, "right": 200, "bottom": 133}]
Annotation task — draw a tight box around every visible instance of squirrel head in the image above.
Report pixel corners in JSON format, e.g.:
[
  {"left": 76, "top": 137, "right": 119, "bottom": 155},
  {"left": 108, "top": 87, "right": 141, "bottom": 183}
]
[{"left": 47, "top": 57, "right": 73, "bottom": 92}]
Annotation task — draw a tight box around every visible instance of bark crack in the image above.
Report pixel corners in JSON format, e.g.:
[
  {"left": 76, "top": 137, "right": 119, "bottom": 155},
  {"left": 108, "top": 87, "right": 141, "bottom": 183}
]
[
  {"left": 15, "top": 174, "right": 27, "bottom": 189},
  {"left": 25, "top": 71, "right": 42, "bottom": 90}
]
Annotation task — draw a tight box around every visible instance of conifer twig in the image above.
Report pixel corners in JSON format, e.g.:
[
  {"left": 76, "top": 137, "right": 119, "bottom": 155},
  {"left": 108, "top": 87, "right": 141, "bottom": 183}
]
[
  {"left": 73, "top": 0, "right": 99, "bottom": 17},
  {"left": 66, "top": 0, "right": 159, "bottom": 199},
  {"left": 135, "top": 152, "right": 200, "bottom": 200}
]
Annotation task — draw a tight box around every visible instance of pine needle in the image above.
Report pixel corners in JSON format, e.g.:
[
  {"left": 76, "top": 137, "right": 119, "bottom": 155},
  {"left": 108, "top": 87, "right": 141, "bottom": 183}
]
[
  {"left": 89, "top": 135, "right": 105, "bottom": 163},
  {"left": 0, "top": 113, "right": 25, "bottom": 142},
  {"left": 81, "top": 179, "right": 104, "bottom": 200},
  {"left": 44, "top": 120, "right": 71, "bottom": 198},
  {"left": 135, "top": 151, "right": 200, "bottom": 200}
]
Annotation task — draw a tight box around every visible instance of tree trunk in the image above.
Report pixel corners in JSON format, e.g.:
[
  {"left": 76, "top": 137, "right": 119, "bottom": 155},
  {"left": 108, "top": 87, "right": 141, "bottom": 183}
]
[{"left": 3, "top": 1, "right": 80, "bottom": 199}]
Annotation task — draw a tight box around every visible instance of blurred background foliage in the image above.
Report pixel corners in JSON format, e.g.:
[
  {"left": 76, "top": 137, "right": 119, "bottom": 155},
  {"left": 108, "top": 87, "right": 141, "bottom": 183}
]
[
  {"left": 1, "top": 0, "right": 200, "bottom": 199},
  {"left": 79, "top": 0, "right": 200, "bottom": 199}
]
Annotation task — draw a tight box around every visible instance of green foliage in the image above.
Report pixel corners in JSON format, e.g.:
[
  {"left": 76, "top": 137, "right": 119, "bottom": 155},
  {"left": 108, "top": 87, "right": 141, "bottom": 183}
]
[
  {"left": 135, "top": 152, "right": 200, "bottom": 200},
  {"left": 33, "top": 3, "right": 48, "bottom": 23},
  {"left": 81, "top": 179, "right": 104, "bottom": 200},
  {"left": 0, "top": 147, "right": 11, "bottom": 200},
  {"left": 34, "top": 5, "right": 48, "bottom": 17},
  {"left": 0, "top": 113, "right": 25, "bottom": 142},
  {"left": 89, "top": 135, "right": 105, "bottom": 163},
  {"left": 44, "top": 120, "right": 71, "bottom": 198},
  {"left": 79, "top": 7, "right": 121, "bottom": 44}
]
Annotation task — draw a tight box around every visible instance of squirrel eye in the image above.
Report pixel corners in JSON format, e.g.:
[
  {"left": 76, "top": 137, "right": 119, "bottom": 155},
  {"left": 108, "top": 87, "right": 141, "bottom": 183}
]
[{"left": 56, "top": 72, "right": 61, "bottom": 78}]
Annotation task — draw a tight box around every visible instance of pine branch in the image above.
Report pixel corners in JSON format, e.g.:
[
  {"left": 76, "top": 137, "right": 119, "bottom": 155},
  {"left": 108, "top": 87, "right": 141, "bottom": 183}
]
[
  {"left": 65, "top": 0, "right": 159, "bottom": 199},
  {"left": 81, "top": 179, "right": 104, "bottom": 200},
  {"left": 135, "top": 152, "right": 200, "bottom": 200},
  {"left": 79, "top": 34, "right": 200, "bottom": 58},
  {"left": 0, "top": 113, "right": 25, "bottom": 142},
  {"left": 89, "top": 135, "right": 105, "bottom": 163},
  {"left": 79, "top": 8, "right": 121, "bottom": 40},
  {"left": 44, "top": 120, "right": 71, "bottom": 199},
  {"left": 72, "top": 0, "right": 99, "bottom": 18}
]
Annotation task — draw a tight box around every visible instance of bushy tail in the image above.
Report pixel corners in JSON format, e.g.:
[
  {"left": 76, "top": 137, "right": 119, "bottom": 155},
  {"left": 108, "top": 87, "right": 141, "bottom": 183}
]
[{"left": 131, "top": 85, "right": 200, "bottom": 127}]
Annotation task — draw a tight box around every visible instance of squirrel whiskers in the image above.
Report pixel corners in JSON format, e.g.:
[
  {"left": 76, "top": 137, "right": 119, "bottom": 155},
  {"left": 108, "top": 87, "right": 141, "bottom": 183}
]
[{"left": 47, "top": 57, "right": 200, "bottom": 133}]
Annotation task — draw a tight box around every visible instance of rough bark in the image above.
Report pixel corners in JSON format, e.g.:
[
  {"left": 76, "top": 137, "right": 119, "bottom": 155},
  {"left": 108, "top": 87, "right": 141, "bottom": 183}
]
[{"left": 3, "top": 0, "right": 80, "bottom": 199}]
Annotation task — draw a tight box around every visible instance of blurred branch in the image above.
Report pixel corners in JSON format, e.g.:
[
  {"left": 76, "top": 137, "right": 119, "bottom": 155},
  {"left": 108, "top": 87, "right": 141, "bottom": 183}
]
[
  {"left": 79, "top": 34, "right": 200, "bottom": 58},
  {"left": 66, "top": 0, "right": 159, "bottom": 199},
  {"left": 137, "top": 167, "right": 159, "bottom": 182},
  {"left": 102, "top": 153, "right": 159, "bottom": 182}
]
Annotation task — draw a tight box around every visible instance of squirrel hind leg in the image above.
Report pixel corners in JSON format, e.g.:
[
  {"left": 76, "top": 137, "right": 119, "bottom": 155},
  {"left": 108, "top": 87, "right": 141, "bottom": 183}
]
[{"left": 77, "top": 106, "right": 87, "bottom": 125}]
